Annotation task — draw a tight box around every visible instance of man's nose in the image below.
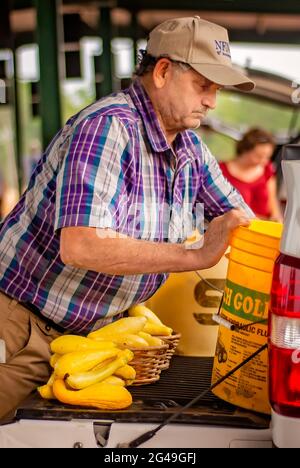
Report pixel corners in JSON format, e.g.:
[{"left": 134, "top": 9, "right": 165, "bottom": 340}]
[{"left": 202, "top": 88, "right": 217, "bottom": 110}]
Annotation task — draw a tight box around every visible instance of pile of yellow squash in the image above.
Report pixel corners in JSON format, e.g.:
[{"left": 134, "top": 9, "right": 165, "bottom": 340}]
[{"left": 38, "top": 305, "right": 173, "bottom": 410}]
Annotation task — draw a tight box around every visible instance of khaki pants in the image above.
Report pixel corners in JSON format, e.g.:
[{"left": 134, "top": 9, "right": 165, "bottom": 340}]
[{"left": 0, "top": 292, "right": 63, "bottom": 421}]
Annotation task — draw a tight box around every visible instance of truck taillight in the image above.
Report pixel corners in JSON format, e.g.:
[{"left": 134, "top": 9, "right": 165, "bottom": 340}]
[{"left": 269, "top": 253, "right": 300, "bottom": 418}]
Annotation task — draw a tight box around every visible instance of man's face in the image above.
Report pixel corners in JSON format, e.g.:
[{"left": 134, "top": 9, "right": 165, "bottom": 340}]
[{"left": 155, "top": 61, "right": 221, "bottom": 133}]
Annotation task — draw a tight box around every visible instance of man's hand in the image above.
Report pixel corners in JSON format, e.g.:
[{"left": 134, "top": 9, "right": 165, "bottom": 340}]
[{"left": 196, "top": 209, "right": 251, "bottom": 269}]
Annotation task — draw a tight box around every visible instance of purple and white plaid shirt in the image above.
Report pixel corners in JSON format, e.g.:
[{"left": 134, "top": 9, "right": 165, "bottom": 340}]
[{"left": 0, "top": 80, "right": 249, "bottom": 334}]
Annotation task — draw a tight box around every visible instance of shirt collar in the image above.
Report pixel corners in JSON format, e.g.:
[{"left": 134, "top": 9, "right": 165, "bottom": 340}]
[{"left": 127, "top": 79, "right": 196, "bottom": 160}]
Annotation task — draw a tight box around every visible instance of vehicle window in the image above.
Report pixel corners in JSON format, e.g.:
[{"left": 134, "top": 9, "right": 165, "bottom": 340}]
[{"left": 199, "top": 90, "right": 300, "bottom": 161}]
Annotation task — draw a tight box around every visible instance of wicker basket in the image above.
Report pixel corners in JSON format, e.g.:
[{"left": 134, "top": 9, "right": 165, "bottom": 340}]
[
  {"left": 128, "top": 343, "right": 169, "bottom": 385},
  {"left": 157, "top": 332, "right": 181, "bottom": 370}
]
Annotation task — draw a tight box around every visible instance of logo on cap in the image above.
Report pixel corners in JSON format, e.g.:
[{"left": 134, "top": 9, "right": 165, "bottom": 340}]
[
  {"left": 166, "top": 21, "right": 178, "bottom": 32},
  {"left": 215, "top": 40, "right": 231, "bottom": 58}
]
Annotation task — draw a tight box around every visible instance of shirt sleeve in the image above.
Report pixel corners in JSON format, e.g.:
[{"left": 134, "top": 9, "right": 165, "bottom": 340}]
[
  {"left": 54, "top": 114, "right": 130, "bottom": 233},
  {"left": 265, "top": 161, "right": 276, "bottom": 181},
  {"left": 196, "top": 142, "right": 254, "bottom": 222}
]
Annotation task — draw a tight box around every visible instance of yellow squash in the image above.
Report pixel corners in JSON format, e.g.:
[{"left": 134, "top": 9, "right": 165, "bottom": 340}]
[
  {"left": 143, "top": 322, "right": 173, "bottom": 336},
  {"left": 88, "top": 317, "right": 146, "bottom": 341},
  {"left": 138, "top": 332, "right": 164, "bottom": 347},
  {"left": 38, "top": 372, "right": 56, "bottom": 400},
  {"left": 53, "top": 379, "right": 133, "bottom": 410},
  {"left": 66, "top": 351, "right": 133, "bottom": 390},
  {"left": 50, "top": 335, "right": 116, "bottom": 355},
  {"left": 99, "top": 376, "right": 125, "bottom": 386},
  {"left": 50, "top": 353, "right": 61, "bottom": 368},
  {"left": 47, "top": 372, "right": 56, "bottom": 386},
  {"left": 114, "top": 365, "right": 136, "bottom": 386},
  {"left": 128, "top": 304, "right": 164, "bottom": 325},
  {"left": 110, "top": 333, "right": 149, "bottom": 349},
  {"left": 54, "top": 348, "right": 119, "bottom": 379},
  {"left": 38, "top": 384, "right": 56, "bottom": 400}
]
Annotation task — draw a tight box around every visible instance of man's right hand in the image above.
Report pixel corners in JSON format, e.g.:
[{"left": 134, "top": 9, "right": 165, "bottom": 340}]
[{"left": 195, "top": 209, "right": 251, "bottom": 269}]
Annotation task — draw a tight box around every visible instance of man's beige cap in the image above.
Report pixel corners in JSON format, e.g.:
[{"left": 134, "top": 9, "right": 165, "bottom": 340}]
[{"left": 147, "top": 16, "right": 255, "bottom": 91}]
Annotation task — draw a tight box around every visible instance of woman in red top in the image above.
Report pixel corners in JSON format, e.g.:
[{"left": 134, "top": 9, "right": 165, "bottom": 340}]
[{"left": 219, "top": 128, "right": 282, "bottom": 221}]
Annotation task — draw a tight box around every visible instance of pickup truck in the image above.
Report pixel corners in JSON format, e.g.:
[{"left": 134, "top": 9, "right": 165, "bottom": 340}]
[{"left": 0, "top": 355, "right": 272, "bottom": 448}]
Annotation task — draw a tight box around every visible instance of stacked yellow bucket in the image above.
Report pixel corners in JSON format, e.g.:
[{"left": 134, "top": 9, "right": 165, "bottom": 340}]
[{"left": 211, "top": 220, "right": 283, "bottom": 414}]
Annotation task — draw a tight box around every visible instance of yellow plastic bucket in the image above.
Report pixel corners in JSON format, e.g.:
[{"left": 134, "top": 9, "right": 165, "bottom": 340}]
[{"left": 211, "top": 220, "right": 283, "bottom": 414}]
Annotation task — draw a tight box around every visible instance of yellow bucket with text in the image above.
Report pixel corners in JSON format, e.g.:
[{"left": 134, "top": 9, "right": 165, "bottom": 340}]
[{"left": 211, "top": 220, "right": 283, "bottom": 414}]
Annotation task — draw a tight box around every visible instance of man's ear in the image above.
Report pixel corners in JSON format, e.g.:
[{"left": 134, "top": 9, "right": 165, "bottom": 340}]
[{"left": 152, "top": 58, "right": 172, "bottom": 89}]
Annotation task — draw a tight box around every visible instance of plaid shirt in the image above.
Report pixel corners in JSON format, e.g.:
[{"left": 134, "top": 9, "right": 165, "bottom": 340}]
[{"left": 0, "top": 80, "right": 250, "bottom": 334}]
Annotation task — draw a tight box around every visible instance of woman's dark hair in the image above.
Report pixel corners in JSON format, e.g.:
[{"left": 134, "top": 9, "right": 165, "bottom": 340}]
[{"left": 236, "top": 128, "right": 275, "bottom": 156}]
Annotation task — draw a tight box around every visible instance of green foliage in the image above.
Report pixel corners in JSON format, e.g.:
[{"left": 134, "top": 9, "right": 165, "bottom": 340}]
[
  {"left": 0, "top": 107, "right": 16, "bottom": 183},
  {"left": 198, "top": 129, "right": 236, "bottom": 162},
  {"left": 212, "top": 92, "right": 298, "bottom": 134},
  {"left": 62, "top": 84, "right": 95, "bottom": 123}
]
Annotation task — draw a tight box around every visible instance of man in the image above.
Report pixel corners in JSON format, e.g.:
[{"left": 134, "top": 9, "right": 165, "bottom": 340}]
[
  {"left": 0, "top": 16, "right": 254, "bottom": 419},
  {"left": 0, "top": 169, "right": 4, "bottom": 220}
]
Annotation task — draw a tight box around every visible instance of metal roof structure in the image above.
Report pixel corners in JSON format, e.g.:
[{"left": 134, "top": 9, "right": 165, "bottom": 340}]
[
  {"left": 5, "top": 1, "right": 300, "bottom": 47},
  {"left": 10, "top": 0, "right": 300, "bottom": 14}
]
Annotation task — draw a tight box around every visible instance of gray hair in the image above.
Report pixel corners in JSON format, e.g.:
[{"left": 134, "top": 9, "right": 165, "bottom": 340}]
[{"left": 134, "top": 50, "right": 191, "bottom": 77}]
